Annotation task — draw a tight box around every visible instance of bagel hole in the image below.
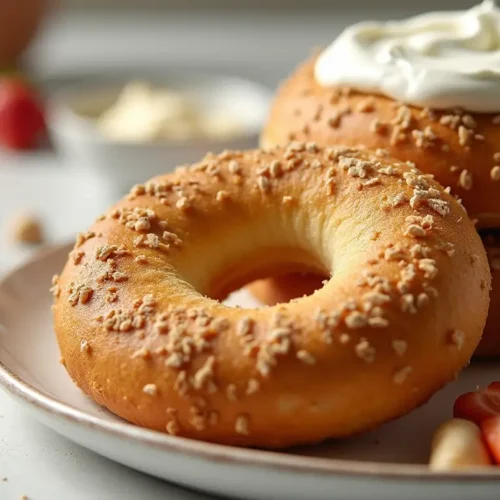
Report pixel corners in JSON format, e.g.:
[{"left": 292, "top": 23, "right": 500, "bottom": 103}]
[
  {"left": 241, "top": 271, "right": 329, "bottom": 307},
  {"left": 222, "top": 269, "right": 329, "bottom": 309},
  {"left": 191, "top": 242, "right": 331, "bottom": 308}
]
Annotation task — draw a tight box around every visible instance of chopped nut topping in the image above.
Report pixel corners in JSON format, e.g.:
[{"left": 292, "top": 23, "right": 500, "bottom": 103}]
[
  {"left": 417, "top": 293, "right": 430, "bottom": 308},
  {"left": 131, "top": 347, "right": 150, "bottom": 359},
  {"left": 134, "top": 254, "right": 148, "bottom": 264},
  {"left": 257, "top": 175, "right": 270, "bottom": 193},
  {"left": 418, "top": 259, "right": 438, "bottom": 279},
  {"left": 392, "top": 339, "right": 407, "bottom": 356},
  {"left": 440, "top": 114, "right": 460, "bottom": 129},
  {"left": 458, "top": 125, "right": 472, "bottom": 147},
  {"left": 491, "top": 166, "right": 500, "bottom": 181},
  {"left": 50, "top": 275, "right": 61, "bottom": 298},
  {"left": 80, "top": 339, "right": 90, "bottom": 353},
  {"left": 450, "top": 329, "right": 465, "bottom": 350},
  {"left": 389, "top": 192, "right": 407, "bottom": 208},
  {"left": 393, "top": 366, "right": 412, "bottom": 385},
  {"left": 228, "top": 160, "right": 241, "bottom": 174},
  {"left": 405, "top": 224, "right": 426, "bottom": 238},
  {"left": 461, "top": 114, "right": 477, "bottom": 129},
  {"left": 143, "top": 383, "right": 158, "bottom": 396},
  {"left": 306, "top": 141, "right": 318, "bottom": 153},
  {"left": 193, "top": 356, "right": 215, "bottom": 391},
  {"left": 296, "top": 350, "right": 316, "bottom": 365},
  {"left": 76, "top": 231, "right": 95, "bottom": 248},
  {"left": 71, "top": 250, "right": 85, "bottom": 265},
  {"left": 339, "top": 333, "right": 351, "bottom": 344},
  {"left": 339, "top": 156, "right": 374, "bottom": 179},
  {"left": 166, "top": 419, "right": 181, "bottom": 436},
  {"left": 459, "top": 169, "right": 473, "bottom": 190},
  {"left": 345, "top": 311, "right": 367, "bottom": 329},
  {"left": 368, "top": 316, "right": 389, "bottom": 328},
  {"left": 68, "top": 283, "right": 93, "bottom": 306},
  {"left": 270, "top": 160, "right": 283, "bottom": 177},
  {"left": 355, "top": 338, "right": 376, "bottom": 363},
  {"left": 216, "top": 190, "right": 230, "bottom": 203},
  {"left": 237, "top": 317, "right": 254, "bottom": 337},
  {"left": 176, "top": 197, "right": 191, "bottom": 212},
  {"left": 246, "top": 378, "right": 260, "bottom": 395},
  {"left": 235, "top": 415, "right": 250, "bottom": 435},
  {"left": 401, "top": 294, "right": 417, "bottom": 314},
  {"left": 226, "top": 384, "right": 238, "bottom": 401},
  {"left": 96, "top": 245, "right": 119, "bottom": 261}
]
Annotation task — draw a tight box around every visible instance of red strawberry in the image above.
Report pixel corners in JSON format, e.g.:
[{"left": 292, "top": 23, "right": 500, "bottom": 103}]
[
  {"left": 481, "top": 417, "right": 500, "bottom": 465},
  {"left": 0, "top": 78, "right": 45, "bottom": 150},
  {"left": 454, "top": 382, "right": 500, "bottom": 424}
]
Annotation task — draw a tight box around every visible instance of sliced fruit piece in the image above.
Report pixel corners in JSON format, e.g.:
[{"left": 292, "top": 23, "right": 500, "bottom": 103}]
[
  {"left": 430, "top": 418, "right": 492, "bottom": 470},
  {"left": 481, "top": 417, "right": 500, "bottom": 465},
  {"left": 453, "top": 381, "right": 500, "bottom": 424}
]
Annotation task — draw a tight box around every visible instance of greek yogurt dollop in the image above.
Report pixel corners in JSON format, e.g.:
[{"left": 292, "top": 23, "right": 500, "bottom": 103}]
[{"left": 315, "top": 1, "right": 500, "bottom": 112}]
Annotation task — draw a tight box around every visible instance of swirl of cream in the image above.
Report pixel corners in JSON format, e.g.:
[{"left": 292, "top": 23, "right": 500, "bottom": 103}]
[{"left": 315, "top": 1, "right": 500, "bottom": 112}]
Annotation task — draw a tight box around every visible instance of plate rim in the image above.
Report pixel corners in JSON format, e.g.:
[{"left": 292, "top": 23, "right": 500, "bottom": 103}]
[{"left": 0, "top": 243, "right": 499, "bottom": 484}]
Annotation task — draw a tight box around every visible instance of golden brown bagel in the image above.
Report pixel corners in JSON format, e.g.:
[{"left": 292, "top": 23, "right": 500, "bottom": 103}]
[
  {"left": 52, "top": 144, "right": 490, "bottom": 448},
  {"left": 262, "top": 56, "right": 500, "bottom": 228}
]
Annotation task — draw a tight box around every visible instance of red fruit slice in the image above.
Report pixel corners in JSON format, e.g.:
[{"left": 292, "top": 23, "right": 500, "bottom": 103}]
[
  {"left": 454, "top": 382, "right": 500, "bottom": 424},
  {"left": 0, "top": 78, "right": 45, "bottom": 150},
  {"left": 481, "top": 417, "right": 500, "bottom": 465}
]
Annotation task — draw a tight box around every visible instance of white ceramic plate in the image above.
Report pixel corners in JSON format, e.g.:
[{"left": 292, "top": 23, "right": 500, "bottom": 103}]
[{"left": 0, "top": 244, "right": 499, "bottom": 500}]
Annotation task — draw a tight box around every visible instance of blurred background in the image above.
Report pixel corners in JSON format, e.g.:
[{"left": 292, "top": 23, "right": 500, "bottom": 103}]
[{"left": 0, "top": 0, "right": 481, "bottom": 271}]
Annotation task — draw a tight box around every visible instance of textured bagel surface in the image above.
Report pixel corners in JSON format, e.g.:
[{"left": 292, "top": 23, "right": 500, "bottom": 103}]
[{"left": 52, "top": 144, "right": 490, "bottom": 448}]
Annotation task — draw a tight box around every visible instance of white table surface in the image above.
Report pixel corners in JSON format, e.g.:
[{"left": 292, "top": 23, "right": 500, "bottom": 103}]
[{"left": 0, "top": 7, "right": 419, "bottom": 499}]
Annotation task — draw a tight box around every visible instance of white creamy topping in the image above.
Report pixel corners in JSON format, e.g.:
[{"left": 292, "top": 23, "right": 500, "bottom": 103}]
[{"left": 315, "top": 1, "right": 500, "bottom": 112}]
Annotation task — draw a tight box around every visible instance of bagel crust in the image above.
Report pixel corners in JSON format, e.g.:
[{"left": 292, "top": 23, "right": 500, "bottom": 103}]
[
  {"left": 52, "top": 144, "right": 490, "bottom": 448},
  {"left": 262, "top": 57, "right": 500, "bottom": 228}
]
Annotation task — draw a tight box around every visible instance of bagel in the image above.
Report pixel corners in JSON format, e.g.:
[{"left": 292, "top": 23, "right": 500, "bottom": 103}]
[{"left": 52, "top": 144, "right": 490, "bottom": 448}]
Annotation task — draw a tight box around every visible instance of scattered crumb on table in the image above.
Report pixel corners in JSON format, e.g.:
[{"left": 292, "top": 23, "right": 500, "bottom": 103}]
[{"left": 9, "top": 213, "right": 44, "bottom": 245}]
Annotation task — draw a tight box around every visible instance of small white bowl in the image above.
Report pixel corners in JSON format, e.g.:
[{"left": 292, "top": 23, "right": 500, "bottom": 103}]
[{"left": 48, "top": 73, "right": 272, "bottom": 200}]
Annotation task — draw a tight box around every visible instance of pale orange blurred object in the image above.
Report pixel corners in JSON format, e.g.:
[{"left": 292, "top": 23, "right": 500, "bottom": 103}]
[{"left": 0, "top": 0, "right": 48, "bottom": 65}]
